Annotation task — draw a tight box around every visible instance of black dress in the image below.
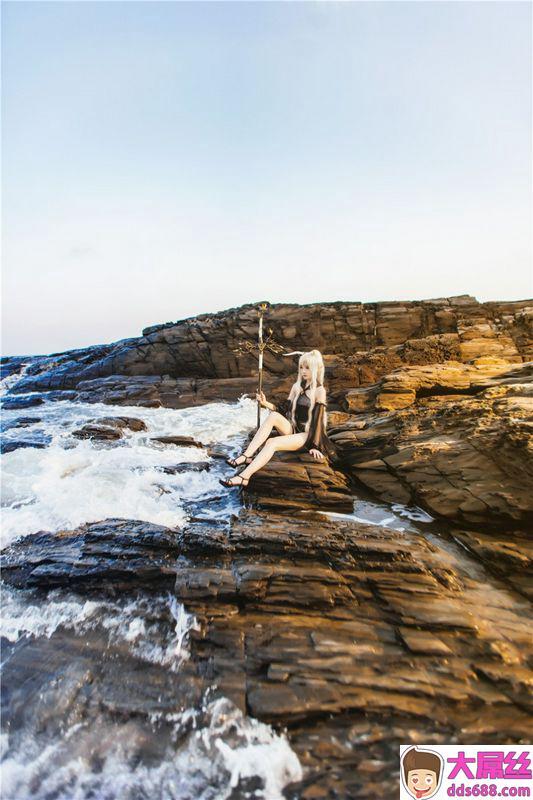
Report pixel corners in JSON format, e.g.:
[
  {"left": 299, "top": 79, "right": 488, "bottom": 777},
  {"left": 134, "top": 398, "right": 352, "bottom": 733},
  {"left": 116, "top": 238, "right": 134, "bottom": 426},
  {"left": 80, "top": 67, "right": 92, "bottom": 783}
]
[{"left": 275, "top": 384, "right": 339, "bottom": 464}]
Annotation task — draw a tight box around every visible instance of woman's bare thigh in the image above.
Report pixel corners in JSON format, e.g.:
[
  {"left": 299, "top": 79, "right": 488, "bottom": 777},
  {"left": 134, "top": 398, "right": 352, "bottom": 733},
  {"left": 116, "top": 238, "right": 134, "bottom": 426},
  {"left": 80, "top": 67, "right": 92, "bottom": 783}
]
[
  {"left": 270, "top": 411, "right": 293, "bottom": 436},
  {"left": 271, "top": 431, "right": 307, "bottom": 452}
]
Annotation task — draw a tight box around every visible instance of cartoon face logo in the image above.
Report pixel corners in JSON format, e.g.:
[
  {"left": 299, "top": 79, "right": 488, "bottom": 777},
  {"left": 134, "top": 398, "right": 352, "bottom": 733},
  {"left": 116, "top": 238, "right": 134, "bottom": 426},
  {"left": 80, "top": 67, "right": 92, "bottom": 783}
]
[{"left": 401, "top": 747, "right": 444, "bottom": 799}]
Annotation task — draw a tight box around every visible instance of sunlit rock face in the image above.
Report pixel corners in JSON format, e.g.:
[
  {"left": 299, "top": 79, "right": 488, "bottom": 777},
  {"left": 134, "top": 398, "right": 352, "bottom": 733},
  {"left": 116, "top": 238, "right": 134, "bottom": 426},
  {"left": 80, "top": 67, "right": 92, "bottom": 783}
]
[
  {"left": 331, "top": 362, "right": 533, "bottom": 529},
  {"left": 2, "top": 296, "right": 530, "bottom": 402}
]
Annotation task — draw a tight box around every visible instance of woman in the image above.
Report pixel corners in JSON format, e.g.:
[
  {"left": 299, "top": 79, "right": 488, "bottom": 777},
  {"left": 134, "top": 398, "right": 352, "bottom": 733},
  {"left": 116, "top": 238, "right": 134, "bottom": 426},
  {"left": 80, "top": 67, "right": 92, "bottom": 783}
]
[{"left": 219, "top": 349, "right": 338, "bottom": 489}]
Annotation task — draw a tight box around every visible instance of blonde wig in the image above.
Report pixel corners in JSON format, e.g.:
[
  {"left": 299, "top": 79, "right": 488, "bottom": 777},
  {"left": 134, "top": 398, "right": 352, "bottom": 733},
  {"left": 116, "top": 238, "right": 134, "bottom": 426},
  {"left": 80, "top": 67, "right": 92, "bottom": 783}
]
[{"left": 285, "top": 349, "right": 328, "bottom": 434}]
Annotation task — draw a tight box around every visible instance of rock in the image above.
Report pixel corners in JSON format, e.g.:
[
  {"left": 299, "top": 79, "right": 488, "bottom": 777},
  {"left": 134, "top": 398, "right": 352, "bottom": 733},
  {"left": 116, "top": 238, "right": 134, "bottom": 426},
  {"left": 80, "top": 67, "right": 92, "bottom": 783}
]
[
  {"left": 1, "top": 519, "right": 182, "bottom": 589},
  {"left": 343, "top": 359, "right": 529, "bottom": 412},
  {"left": 2, "top": 508, "right": 531, "bottom": 797},
  {"left": 1, "top": 439, "right": 49, "bottom": 454},
  {"left": 160, "top": 462, "right": 211, "bottom": 474},
  {"left": 242, "top": 450, "right": 354, "bottom": 513},
  {"left": 173, "top": 508, "right": 532, "bottom": 794},
  {"left": 4, "top": 298, "right": 530, "bottom": 403},
  {"left": 206, "top": 443, "right": 234, "bottom": 460},
  {"left": 72, "top": 416, "right": 147, "bottom": 440},
  {"left": 325, "top": 410, "right": 356, "bottom": 428},
  {"left": 1, "top": 395, "right": 44, "bottom": 409},
  {"left": 2, "top": 618, "right": 203, "bottom": 734},
  {"left": 399, "top": 628, "right": 453, "bottom": 655},
  {"left": 72, "top": 424, "right": 123, "bottom": 440},
  {"left": 151, "top": 435, "right": 205, "bottom": 448},
  {"left": 332, "top": 365, "right": 533, "bottom": 528},
  {"left": 97, "top": 416, "right": 147, "bottom": 431},
  {"left": 1, "top": 416, "right": 42, "bottom": 429},
  {"left": 451, "top": 529, "right": 533, "bottom": 600},
  {"left": 0, "top": 355, "right": 36, "bottom": 380},
  {"left": 75, "top": 375, "right": 265, "bottom": 409}
]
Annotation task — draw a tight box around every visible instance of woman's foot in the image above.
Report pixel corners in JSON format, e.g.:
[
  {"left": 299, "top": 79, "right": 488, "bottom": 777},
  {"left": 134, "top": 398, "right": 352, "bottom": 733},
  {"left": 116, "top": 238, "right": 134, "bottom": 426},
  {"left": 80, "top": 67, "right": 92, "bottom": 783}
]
[
  {"left": 219, "top": 473, "right": 250, "bottom": 489},
  {"left": 225, "top": 453, "right": 253, "bottom": 468}
]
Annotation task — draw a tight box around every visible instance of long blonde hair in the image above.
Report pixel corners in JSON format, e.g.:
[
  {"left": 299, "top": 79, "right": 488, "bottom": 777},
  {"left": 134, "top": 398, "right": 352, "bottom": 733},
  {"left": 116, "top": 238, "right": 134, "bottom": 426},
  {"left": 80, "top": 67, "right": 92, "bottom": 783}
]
[{"left": 287, "top": 349, "right": 328, "bottom": 434}]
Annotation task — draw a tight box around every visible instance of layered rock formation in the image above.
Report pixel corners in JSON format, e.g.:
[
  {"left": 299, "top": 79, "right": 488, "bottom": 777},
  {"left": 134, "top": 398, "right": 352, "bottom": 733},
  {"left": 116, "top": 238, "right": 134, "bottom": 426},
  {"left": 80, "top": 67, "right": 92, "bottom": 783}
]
[
  {"left": 243, "top": 449, "right": 354, "bottom": 513},
  {"left": 329, "top": 361, "right": 533, "bottom": 529},
  {"left": 2, "top": 296, "right": 530, "bottom": 403},
  {"left": 2, "top": 510, "right": 532, "bottom": 798}
]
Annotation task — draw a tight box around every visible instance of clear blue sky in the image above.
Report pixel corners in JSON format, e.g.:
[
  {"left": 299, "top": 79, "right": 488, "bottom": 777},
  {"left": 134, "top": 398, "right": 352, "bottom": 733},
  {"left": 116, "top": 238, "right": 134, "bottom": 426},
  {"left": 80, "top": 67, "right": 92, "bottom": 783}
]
[{"left": 2, "top": 1, "right": 532, "bottom": 356}]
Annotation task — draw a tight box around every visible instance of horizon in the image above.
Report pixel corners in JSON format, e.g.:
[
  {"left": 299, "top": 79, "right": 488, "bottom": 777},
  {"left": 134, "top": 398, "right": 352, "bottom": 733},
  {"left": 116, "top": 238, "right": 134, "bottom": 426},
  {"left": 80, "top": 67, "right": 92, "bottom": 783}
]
[{"left": 2, "top": 1, "right": 532, "bottom": 356}]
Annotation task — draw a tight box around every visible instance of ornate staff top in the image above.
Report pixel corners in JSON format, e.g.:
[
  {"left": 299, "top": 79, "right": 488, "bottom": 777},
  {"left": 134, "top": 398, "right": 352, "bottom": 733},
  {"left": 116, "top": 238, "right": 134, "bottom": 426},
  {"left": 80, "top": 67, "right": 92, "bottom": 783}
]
[{"left": 230, "top": 302, "right": 286, "bottom": 429}]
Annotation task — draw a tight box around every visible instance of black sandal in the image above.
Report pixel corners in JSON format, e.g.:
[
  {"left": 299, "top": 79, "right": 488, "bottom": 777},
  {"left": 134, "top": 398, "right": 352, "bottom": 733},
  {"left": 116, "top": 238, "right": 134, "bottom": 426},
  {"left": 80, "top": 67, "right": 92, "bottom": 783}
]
[
  {"left": 225, "top": 454, "right": 253, "bottom": 468},
  {"left": 219, "top": 474, "right": 250, "bottom": 489}
]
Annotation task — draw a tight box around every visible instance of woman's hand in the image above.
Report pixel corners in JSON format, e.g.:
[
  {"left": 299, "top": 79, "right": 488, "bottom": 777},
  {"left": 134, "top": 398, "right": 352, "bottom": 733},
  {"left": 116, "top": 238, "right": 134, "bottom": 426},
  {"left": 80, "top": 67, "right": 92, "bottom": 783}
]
[
  {"left": 256, "top": 391, "right": 268, "bottom": 408},
  {"left": 309, "top": 448, "right": 324, "bottom": 460}
]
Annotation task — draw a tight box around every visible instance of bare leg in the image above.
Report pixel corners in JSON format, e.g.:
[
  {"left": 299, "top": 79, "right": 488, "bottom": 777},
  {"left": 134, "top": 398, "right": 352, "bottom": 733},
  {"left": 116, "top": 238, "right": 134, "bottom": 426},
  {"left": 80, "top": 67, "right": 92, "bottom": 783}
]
[
  {"left": 241, "top": 411, "right": 292, "bottom": 459},
  {"left": 235, "top": 431, "right": 307, "bottom": 482}
]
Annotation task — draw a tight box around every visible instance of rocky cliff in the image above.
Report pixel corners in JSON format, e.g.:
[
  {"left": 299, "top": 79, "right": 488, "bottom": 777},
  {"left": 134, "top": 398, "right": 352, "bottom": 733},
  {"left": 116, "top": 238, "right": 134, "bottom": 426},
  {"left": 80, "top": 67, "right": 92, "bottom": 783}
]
[
  {"left": 2, "top": 295, "right": 531, "bottom": 402},
  {"left": 2, "top": 295, "right": 532, "bottom": 530}
]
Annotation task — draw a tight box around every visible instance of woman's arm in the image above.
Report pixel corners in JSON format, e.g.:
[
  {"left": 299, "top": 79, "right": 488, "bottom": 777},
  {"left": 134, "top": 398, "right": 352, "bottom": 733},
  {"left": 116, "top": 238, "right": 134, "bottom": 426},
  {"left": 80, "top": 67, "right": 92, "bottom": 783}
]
[
  {"left": 315, "top": 386, "right": 326, "bottom": 405},
  {"left": 256, "top": 391, "right": 276, "bottom": 411}
]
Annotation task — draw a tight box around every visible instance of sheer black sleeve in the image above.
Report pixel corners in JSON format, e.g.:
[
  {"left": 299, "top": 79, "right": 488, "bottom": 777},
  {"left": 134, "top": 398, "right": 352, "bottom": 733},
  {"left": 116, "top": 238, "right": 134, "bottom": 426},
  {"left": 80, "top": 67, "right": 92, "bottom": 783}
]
[
  {"left": 309, "top": 402, "right": 326, "bottom": 448},
  {"left": 303, "top": 401, "right": 339, "bottom": 462}
]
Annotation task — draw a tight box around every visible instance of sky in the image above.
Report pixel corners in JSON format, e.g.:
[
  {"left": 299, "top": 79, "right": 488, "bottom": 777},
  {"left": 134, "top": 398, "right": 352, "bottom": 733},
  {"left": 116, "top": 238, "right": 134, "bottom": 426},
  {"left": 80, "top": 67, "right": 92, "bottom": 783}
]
[{"left": 2, "top": 0, "right": 532, "bottom": 356}]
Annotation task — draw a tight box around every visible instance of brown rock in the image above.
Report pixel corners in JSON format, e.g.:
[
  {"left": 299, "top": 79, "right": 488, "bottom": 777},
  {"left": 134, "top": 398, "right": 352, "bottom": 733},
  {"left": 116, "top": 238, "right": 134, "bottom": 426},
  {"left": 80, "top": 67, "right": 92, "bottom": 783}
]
[
  {"left": 9, "top": 297, "right": 531, "bottom": 401},
  {"left": 332, "top": 363, "right": 533, "bottom": 528},
  {"left": 174, "top": 508, "right": 533, "bottom": 795},
  {"left": 242, "top": 449, "right": 354, "bottom": 513},
  {"left": 3, "top": 507, "right": 532, "bottom": 797},
  {"left": 72, "top": 416, "right": 147, "bottom": 439},
  {"left": 151, "top": 435, "right": 205, "bottom": 448}
]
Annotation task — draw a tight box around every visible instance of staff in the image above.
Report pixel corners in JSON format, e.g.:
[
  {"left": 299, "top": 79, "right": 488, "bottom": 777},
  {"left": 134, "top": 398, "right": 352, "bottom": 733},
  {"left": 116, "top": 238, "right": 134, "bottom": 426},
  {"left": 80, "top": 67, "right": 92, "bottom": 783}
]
[{"left": 256, "top": 302, "right": 269, "bottom": 429}]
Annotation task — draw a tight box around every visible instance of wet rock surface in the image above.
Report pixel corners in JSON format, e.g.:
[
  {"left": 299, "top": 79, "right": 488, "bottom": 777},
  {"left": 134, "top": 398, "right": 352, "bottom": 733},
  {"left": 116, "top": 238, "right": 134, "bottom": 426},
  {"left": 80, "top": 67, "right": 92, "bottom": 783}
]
[
  {"left": 450, "top": 529, "right": 533, "bottom": 600},
  {"left": 151, "top": 434, "right": 205, "bottom": 448},
  {"left": 2, "top": 297, "right": 532, "bottom": 797},
  {"left": 72, "top": 415, "right": 147, "bottom": 440},
  {"left": 1, "top": 519, "right": 182, "bottom": 589},
  {"left": 2, "top": 509, "right": 531, "bottom": 798},
  {"left": 1, "top": 394, "right": 44, "bottom": 409},
  {"left": 160, "top": 461, "right": 212, "bottom": 474},
  {"left": 1, "top": 430, "right": 52, "bottom": 454},
  {"left": 1, "top": 416, "right": 42, "bottom": 430},
  {"left": 3, "top": 296, "right": 530, "bottom": 527}
]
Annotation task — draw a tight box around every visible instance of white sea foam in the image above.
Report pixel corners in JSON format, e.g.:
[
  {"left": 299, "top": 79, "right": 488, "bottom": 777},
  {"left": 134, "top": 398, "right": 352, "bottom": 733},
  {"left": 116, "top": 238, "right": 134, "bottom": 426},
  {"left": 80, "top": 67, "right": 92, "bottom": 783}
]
[
  {"left": 0, "top": 585, "right": 198, "bottom": 671},
  {"left": 0, "top": 697, "right": 302, "bottom": 800},
  {"left": 1, "top": 396, "right": 261, "bottom": 547},
  {"left": 0, "top": 362, "right": 33, "bottom": 396},
  {"left": 390, "top": 503, "right": 435, "bottom": 522},
  {"left": 0, "top": 586, "right": 302, "bottom": 799}
]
